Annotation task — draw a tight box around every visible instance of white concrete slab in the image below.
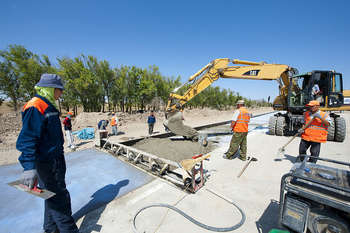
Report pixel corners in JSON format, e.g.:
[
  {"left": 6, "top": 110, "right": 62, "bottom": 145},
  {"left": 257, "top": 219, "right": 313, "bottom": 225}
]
[{"left": 0, "top": 149, "right": 154, "bottom": 233}]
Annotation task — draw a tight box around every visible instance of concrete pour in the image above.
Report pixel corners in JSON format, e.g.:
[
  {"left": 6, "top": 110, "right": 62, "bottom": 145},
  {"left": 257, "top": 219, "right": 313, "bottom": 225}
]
[
  {"left": 130, "top": 112, "right": 273, "bottom": 163},
  {"left": 132, "top": 137, "right": 215, "bottom": 163},
  {"left": 0, "top": 148, "right": 153, "bottom": 233}
]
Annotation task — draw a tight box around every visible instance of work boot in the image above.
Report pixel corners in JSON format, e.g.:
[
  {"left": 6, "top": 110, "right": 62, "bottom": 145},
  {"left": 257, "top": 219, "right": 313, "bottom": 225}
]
[{"left": 223, "top": 154, "right": 232, "bottom": 160}]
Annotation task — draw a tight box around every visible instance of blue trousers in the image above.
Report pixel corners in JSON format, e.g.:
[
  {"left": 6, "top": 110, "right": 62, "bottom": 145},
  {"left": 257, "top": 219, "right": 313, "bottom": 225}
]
[
  {"left": 37, "top": 155, "right": 79, "bottom": 233},
  {"left": 112, "top": 126, "right": 118, "bottom": 135}
]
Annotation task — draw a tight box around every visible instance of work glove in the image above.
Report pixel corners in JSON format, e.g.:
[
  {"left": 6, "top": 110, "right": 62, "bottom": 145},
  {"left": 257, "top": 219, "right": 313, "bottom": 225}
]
[
  {"left": 312, "top": 112, "right": 322, "bottom": 120},
  {"left": 20, "top": 169, "right": 38, "bottom": 189},
  {"left": 298, "top": 128, "right": 304, "bottom": 134}
]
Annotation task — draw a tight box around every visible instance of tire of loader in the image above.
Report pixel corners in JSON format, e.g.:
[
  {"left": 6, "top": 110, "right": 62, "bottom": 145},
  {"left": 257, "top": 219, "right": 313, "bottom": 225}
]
[
  {"left": 327, "top": 117, "right": 335, "bottom": 141},
  {"left": 268, "top": 116, "right": 277, "bottom": 135},
  {"left": 335, "top": 117, "right": 346, "bottom": 142},
  {"left": 276, "top": 116, "right": 286, "bottom": 136}
]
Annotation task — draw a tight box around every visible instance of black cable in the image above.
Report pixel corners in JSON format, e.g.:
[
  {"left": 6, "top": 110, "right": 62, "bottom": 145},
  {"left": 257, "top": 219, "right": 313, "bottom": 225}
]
[{"left": 132, "top": 189, "right": 245, "bottom": 233}]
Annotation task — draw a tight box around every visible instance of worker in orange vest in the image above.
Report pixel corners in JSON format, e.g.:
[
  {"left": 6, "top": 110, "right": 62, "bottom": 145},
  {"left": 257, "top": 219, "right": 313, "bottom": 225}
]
[
  {"left": 110, "top": 112, "right": 119, "bottom": 135},
  {"left": 224, "top": 100, "right": 251, "bottom": 161},
  {"left": 297, "top": 100, "right": 330, "bottom": 163},
  {"left": 63, "top": 112, "right": 75, "bottom": 149}
]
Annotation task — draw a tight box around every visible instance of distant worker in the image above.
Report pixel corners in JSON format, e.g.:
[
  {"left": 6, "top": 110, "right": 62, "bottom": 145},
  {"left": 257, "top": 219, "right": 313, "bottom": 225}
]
[
  {"left": 98, "top": 119, "right": 109, "bottom": 130},
  {"left": 16, "top": 74, "right": 79, "bottom": 232},
  {"left": 297, "top": 100, "right": 330, "bottom": 163},
  {"left": 110, "top": 112, "right": 119, "bottom": 135},
  {"left": 63, "top": 112, "right": 76, "bottom": 149},
  {"left": 147, "top": 110, "right": 156, "bottom": 135},
  {"left": 224, "top": 100, "right": 251, "bottom": 161}
]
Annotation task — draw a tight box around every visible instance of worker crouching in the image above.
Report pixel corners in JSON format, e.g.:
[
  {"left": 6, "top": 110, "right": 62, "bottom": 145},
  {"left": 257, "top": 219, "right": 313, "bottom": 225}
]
[
  {"left": 224, "top": 100, "right": 251, "bottom": 161},
  {"left": 16, "top": 74, "right": 79, "bottom": 233}
]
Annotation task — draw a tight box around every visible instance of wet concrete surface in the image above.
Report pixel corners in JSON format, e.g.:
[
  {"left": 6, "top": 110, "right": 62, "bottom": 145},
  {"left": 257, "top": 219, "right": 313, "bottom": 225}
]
[
  {"left": 132, "top": 137, "right": 215, "bottom": 162},
  {"left": 0, "top": 148, "right": 153, "bottom": 233}
]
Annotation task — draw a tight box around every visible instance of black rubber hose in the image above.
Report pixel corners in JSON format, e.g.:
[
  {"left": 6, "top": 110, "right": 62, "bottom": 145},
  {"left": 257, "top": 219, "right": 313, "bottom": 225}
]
[{"left": 132, "top": 189, "right": 246, "bottom": 233}]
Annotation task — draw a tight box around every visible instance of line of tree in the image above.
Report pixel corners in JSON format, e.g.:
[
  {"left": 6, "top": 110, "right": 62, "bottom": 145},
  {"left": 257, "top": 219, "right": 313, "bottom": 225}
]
[{"left": 0, "top": 45, "right": 270, "bottom": 113}]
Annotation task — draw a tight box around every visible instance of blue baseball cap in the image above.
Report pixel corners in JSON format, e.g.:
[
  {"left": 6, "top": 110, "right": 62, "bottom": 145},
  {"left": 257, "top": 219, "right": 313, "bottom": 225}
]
[{"left": 35, "top": 74, "right": 64, "bottom": 90}]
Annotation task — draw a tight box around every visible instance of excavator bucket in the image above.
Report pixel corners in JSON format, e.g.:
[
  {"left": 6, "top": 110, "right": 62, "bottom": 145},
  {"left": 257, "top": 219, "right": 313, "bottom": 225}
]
[{"left": 164, "top": 110, "right": 199, "bottom": 141}]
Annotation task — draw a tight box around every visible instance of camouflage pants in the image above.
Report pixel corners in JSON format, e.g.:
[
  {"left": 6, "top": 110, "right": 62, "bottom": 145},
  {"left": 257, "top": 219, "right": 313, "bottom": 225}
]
[{"left": 226, "top": 132, "right": 248, "bottom": 159}]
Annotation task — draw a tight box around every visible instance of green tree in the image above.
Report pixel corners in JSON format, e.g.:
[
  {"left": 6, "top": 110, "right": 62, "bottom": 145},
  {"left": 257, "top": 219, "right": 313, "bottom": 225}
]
[
  {"left": 0, "top": 60, "right": 22, "bottom": 111},
  {"left": 58, "top": 55, "right": 103, "bottom": 112},
  {"left": 96, "top": 60, "right": 115, "bottom": 112},
  {"left": 1, "top": 45, "right": 56, "bottom": 101}
]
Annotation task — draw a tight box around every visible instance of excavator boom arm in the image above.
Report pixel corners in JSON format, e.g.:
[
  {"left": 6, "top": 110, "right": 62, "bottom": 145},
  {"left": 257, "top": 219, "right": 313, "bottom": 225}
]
[{"left": 167, "top": 58, "right": 295, "bottom": 110}]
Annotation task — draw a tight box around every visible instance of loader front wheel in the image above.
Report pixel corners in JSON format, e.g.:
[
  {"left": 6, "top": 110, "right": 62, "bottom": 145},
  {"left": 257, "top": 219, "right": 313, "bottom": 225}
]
[
  {"left": 327, "top": 118, "right": 335, "bottom": 141},
  {"left": 335, "top": 117, "right": 346, "bottom": 142},
  {"left": 276, "top": 117, "right": 286, "bottom": 136},
  {"left": 268, "top": 116, "right": 277, "bottom": 135}
]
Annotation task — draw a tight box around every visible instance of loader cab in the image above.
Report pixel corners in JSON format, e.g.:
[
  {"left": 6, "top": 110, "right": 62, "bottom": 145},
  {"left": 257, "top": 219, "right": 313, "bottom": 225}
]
[{"left": 287, "top": 71, "right": 343, "bottom": 113}]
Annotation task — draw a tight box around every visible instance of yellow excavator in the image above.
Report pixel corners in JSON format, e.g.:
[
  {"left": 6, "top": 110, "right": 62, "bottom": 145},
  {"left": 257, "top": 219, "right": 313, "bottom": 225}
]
[{"left": 164, "top": 58, "right": 348, "bottom": 142}]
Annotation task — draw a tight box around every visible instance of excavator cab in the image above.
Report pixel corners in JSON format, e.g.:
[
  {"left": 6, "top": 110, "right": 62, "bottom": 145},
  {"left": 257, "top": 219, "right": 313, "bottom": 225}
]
[
  {"left": 327, "top": 72, "right": 344, "bottom": 108},
  {"left": 287, "top": 71, "right": 344, "bottom": 113}
]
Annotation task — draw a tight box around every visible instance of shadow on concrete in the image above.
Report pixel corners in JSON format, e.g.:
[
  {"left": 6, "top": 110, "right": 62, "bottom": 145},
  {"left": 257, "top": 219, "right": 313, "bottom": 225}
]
[
  {"left": 73, "top": 179, "right": 129, "bottom": 233},
  {"left": 254, "top": 126, "right": 269, "bottom": 130},
  {"left": 75, "top": 140, "right": 93, "bottom": 147},
  {"left": 169, "top": 138, "right": 188, "bottom": 141},
  {"left": 256, "top": 199, "right": 281, "bottom": 233},
  {"left": 274, "top": 154, "right": 297, "bottom": 164},
  {"left": 108, "top": 131, "right": 125, "bottom": 137}
]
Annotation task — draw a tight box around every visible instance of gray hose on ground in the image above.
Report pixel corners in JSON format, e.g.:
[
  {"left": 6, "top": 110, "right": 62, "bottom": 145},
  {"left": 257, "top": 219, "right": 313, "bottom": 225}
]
[{"left": 132, "top": 188, "right": 246, "bottom": 233}]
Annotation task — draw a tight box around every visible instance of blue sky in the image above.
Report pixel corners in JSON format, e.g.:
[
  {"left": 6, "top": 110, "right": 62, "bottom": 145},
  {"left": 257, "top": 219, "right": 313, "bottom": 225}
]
[{"left": 1, "top": 0, "right": 349, "bottom": 100}]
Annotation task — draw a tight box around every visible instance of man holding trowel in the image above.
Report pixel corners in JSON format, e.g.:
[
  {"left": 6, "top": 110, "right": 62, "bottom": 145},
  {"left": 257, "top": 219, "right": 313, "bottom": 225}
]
[
  {"left": 297, "top": 100, "right": 330, "bottom": 163},
  {"left": 224, "top": 100, "right": 251, "bottom": 161},
  {"left": 16, "top": 74, "right": 79, "bottom": 233}
]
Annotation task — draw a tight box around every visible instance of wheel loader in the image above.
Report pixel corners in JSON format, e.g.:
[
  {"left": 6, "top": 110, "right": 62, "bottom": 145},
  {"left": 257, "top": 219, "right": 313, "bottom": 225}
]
[
  {"left": 164, "top": 58, "right": 348, "bottom": 142},
  {"left": 269, "top": 71, "right": 347, "bottom": 142}
]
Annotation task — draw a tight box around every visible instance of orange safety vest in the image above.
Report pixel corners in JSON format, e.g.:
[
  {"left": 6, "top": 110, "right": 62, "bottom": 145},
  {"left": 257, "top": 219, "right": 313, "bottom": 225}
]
[
  {"left": 301, "top": 111, "right": 328, "bottom": 143},
  {"left": 232, "top": 107, "right": 251, "bottom": 133},
  {"left": 111, "top": 117, "right": 117, "bottom": 126},
  {"left": 23, "top": 97, "right": 49, "bottom": 114}
]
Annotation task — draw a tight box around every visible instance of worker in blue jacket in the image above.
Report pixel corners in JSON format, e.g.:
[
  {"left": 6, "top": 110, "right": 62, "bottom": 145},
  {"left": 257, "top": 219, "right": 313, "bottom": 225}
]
[
  {"left": 16, "top": 74, "right": 79, "bottom": 233},
  {"left": 147, "top": 110, "right": 156, "bottom": 135}
]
